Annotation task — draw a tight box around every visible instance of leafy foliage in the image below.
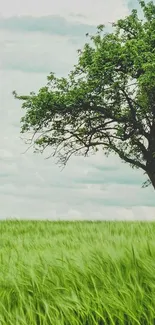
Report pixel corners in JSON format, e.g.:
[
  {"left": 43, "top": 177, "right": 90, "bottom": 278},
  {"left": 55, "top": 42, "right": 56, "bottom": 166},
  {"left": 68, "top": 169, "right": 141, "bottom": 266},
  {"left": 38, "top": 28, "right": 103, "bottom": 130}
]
[{"left": 13, "top": 1, "right": 155, "bottom": 188}]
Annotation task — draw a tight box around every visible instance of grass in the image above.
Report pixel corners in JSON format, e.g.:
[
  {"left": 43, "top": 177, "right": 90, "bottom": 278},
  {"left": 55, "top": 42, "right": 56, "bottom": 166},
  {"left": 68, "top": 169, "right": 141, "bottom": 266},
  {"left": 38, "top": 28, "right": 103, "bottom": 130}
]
[{"left": 0, "top": 220, "right": 155, "bottom": 324}]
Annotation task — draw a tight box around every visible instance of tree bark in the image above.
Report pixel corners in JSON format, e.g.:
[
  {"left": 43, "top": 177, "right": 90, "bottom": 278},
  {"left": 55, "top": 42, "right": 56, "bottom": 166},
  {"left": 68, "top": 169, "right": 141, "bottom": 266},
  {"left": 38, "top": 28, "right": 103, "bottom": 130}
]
[
  {"left": 147, "top": 171, "right": 155, "bottom": 189},
  {"left": 146, "top": 161, "right": 155, "bottom": 190},
  {"left": 146, "top": 126, "right": 155, "bottom": 189}
]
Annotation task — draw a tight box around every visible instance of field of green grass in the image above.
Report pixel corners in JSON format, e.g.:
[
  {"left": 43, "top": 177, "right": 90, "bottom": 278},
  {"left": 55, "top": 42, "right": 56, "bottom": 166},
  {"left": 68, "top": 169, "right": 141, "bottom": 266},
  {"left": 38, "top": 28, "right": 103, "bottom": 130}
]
[{"left": 0, "top": 220, "right": 155, "bottom": 324}]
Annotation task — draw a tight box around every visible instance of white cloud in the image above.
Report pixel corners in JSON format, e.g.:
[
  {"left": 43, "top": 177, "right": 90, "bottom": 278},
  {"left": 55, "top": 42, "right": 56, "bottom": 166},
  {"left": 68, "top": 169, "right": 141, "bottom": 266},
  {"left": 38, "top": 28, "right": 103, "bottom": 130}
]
[
  {"left": 0, "top": 0, "right": 129, "bottom": 25},
  {"left": 0, "top": 30, "right": 81, "bottom": 74}
]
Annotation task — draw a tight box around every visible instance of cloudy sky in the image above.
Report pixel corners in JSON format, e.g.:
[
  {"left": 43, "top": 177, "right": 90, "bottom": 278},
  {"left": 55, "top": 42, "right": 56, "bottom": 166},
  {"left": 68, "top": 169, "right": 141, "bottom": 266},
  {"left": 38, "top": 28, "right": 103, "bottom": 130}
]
[{"left": 0, "top": 0, "right": 155, "bottom": 220}]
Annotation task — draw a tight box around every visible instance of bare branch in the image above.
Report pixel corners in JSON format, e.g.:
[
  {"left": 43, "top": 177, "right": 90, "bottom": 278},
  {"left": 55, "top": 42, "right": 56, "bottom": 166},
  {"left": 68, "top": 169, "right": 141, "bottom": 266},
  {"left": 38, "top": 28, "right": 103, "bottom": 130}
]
[{"left": 110, "top": 143, "right": 147, "bottom": 171}]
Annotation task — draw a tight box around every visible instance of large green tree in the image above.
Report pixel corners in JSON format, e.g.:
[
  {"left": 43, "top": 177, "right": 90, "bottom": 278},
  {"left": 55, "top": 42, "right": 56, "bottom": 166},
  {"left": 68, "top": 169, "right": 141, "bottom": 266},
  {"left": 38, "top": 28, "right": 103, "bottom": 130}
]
[{"left": 13, "top": 1, "right": 155, "bottom": 189}]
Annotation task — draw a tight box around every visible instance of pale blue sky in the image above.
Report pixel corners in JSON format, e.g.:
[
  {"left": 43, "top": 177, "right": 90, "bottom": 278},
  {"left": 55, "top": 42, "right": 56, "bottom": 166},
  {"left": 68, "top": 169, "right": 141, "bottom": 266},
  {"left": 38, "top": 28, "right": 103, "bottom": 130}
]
[{"left": 0, "top": 0, "right": 155, "bottom": 220}]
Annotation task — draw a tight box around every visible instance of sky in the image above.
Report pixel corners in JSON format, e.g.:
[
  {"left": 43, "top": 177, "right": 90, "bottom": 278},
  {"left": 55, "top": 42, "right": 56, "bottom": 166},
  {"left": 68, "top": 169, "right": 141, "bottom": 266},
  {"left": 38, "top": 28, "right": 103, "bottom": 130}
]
[{"left": 0, "top": 0, "right": 155, "bottom": 220}]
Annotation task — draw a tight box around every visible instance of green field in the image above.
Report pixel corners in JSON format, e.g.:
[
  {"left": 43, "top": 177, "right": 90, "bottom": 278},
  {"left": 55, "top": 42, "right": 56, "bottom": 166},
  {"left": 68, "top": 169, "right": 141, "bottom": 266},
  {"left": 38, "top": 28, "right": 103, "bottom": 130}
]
[{"left": 0, "top": 220, "right": 155, "bottom": 324}]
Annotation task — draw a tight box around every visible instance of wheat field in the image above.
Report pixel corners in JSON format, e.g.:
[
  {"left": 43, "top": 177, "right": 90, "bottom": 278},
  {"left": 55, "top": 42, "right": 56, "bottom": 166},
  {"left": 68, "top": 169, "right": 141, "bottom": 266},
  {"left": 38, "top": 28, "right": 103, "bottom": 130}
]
[{"left": 0, "top": 220, "right": 155, "bottom": 324}]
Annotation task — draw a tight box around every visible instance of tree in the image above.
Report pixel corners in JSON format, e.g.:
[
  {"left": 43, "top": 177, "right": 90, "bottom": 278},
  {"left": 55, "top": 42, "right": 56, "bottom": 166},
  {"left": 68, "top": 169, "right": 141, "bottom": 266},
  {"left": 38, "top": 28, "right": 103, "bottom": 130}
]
[{"left": 13, "top": 0, "right": 155, "bottom": 189}]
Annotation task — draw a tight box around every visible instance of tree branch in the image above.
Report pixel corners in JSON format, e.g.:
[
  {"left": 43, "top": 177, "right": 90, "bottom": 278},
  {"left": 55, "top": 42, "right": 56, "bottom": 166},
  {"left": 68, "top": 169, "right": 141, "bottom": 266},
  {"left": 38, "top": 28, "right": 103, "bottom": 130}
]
[{"left": 110, "top": 143, "right": 147, "bottom": 171}]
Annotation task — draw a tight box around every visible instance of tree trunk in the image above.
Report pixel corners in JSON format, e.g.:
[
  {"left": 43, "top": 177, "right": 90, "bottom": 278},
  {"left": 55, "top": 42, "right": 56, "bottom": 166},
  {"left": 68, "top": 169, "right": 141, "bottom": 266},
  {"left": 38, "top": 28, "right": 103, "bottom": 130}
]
[
  {"left": 147, "top": 171, "right": 155, "bottom": 189},
  {"left": 146, "top": 125, "right": 155, "bottom": 189},
  {"left": 146, "top": 160, "right": 155, "bottom": 190}
]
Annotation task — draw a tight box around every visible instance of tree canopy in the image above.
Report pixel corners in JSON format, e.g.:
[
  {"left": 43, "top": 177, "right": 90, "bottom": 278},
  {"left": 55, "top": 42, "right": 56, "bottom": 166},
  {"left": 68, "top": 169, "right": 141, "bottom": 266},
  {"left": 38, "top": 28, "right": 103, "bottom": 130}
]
[{"left": 13, "top": 0, "right": 155, "bottom": 189}]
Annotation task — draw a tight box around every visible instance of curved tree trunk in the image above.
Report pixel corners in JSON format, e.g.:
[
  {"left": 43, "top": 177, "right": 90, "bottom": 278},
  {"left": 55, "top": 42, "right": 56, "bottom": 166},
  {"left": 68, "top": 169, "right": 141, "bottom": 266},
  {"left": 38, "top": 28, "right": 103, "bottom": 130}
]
[
  {"left": 146, "top": 130, "right": 155, "bottom": 190},
  {"left": 147, "top": 171, "right": 155, "bottom": 189},
  {"left": 146, "top": 158, "right": 155, "bottom": 189}
]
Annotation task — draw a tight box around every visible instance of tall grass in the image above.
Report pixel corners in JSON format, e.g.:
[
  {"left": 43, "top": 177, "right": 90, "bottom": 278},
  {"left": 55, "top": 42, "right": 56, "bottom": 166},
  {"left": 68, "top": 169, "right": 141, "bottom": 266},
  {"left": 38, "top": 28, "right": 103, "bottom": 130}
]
[{"left": 0, "top": 220, "right": 155, "bottom": 324}]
